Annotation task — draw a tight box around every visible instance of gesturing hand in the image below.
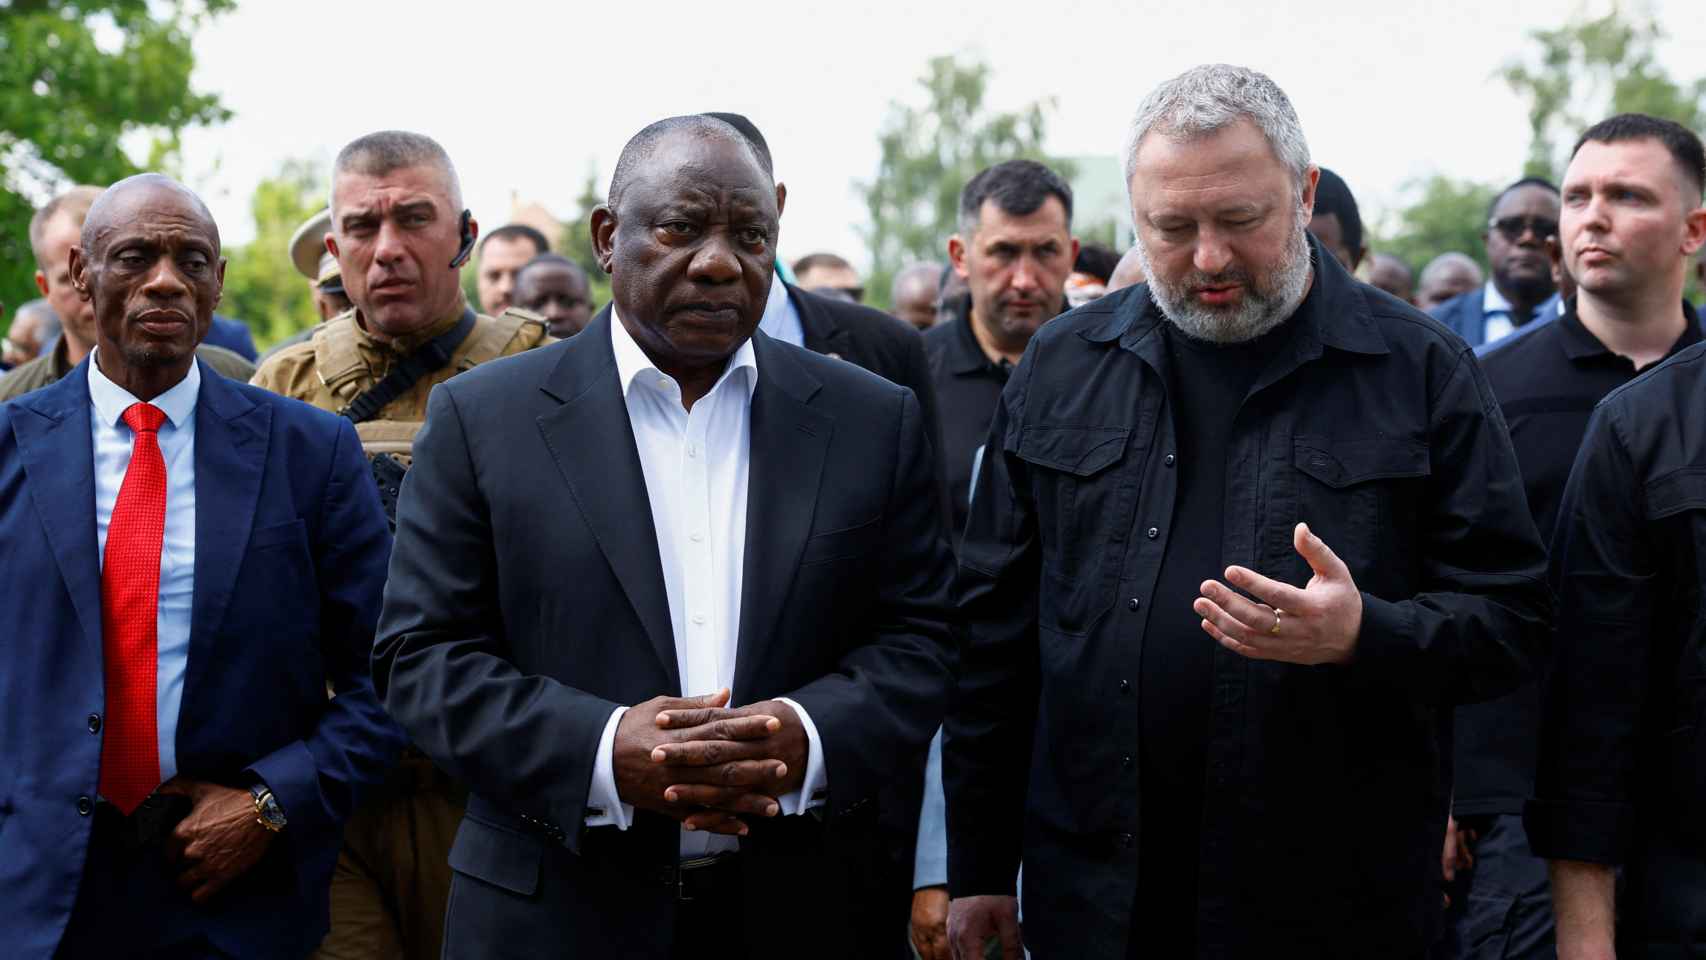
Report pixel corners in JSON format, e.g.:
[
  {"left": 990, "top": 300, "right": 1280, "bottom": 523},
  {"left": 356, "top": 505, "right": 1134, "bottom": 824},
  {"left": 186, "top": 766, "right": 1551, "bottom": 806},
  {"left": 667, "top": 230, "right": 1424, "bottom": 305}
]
[
  {"left": 156, "top": 777, "right": 274, "bottom": 905},
  {"left": 612, "top": 689, "right": 792, "bottom": 835},
  {"left": 1193, "top": 522, "right": 1363, "bottom": 666}
]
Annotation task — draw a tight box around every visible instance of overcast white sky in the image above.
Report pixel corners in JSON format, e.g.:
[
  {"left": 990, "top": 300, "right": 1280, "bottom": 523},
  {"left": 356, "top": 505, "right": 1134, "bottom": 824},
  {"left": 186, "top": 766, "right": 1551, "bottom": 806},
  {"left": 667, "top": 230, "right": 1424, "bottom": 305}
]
[{"left": 178, "top": 0, "right": 1705, "bottom": 269}]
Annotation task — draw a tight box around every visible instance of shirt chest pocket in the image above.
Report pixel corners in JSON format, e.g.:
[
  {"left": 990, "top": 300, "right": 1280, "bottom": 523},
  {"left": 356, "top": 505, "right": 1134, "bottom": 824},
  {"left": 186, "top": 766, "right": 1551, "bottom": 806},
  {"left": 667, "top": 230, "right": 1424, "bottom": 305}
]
[
  {"left": 1014, "top": 423, "right": 1143, "bottom": 636},
  {"left": 1291, "top": 435, "right": 1430, "bottom": 578}
]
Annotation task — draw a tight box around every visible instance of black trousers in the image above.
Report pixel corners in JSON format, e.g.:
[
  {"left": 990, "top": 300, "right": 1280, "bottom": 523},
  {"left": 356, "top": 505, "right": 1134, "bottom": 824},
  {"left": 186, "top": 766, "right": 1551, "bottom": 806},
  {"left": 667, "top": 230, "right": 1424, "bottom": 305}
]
[
  {"left": 1434, "top": 814, "right": 1554, "bottom": 960},
  {"left": 671, "top": 854, "right": 748, "bottom": 960},
  {"left": 55, "top": 804, "right": 231, "bottom": 959}
]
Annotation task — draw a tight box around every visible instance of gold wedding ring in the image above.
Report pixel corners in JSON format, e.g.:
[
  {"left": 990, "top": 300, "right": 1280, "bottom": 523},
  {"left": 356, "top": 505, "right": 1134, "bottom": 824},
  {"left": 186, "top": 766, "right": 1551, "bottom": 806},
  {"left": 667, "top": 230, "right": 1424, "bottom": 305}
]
[{"left": 1270, "top": 608, "right": 1284, "bottom": 636}]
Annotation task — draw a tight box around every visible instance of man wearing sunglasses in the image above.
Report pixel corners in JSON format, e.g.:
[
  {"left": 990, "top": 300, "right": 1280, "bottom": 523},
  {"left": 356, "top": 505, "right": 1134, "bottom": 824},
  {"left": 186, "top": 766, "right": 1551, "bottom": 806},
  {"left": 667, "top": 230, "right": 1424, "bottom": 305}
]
[{"left": 1430, "top": 177, "right": 1561, "bottom": 347}]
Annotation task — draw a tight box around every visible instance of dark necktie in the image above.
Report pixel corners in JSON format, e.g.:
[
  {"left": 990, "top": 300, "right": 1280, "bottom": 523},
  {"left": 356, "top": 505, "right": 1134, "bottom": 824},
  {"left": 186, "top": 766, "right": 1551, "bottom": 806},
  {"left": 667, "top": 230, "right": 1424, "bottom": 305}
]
[{"left": 98, "top": 402, "right": 167, "bottom": 814}]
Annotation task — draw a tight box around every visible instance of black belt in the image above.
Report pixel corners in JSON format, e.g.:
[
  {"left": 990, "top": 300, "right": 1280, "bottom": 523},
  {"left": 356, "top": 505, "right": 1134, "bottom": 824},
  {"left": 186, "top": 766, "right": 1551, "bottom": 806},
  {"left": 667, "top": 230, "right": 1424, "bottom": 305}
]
[{"left": 661, "top": 851, "right": 741, "bottom": 902}]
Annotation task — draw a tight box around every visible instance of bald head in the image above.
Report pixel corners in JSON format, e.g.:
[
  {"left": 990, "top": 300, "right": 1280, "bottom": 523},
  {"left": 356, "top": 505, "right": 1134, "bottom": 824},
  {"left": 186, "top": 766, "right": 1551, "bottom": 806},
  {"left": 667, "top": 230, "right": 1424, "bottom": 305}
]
[
  {"left": 607, "top": 115, "right": 771, "bottom": 213},
  {"left": 1416, "top": 252, "right": 1484, "bottom": 311},
  {"left": 1108, "top": 246, "right": 1147, "bottom": 292},
  {"left": 891, "top": 262, "right": 942, "bottom": 331},
  {"left": 82, "top": 173, "right": 220, "bottom": 259},
  {"left": 1367, "top": 253, "right": 1415, "bottom": 303}
]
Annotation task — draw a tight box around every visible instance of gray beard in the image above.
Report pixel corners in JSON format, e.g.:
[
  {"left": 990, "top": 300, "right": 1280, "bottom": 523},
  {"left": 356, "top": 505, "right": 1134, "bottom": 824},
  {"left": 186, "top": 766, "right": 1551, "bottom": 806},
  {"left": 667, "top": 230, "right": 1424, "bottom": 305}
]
[{"left": 1136, "top": 211, "right": 1313, "bottom": 344}]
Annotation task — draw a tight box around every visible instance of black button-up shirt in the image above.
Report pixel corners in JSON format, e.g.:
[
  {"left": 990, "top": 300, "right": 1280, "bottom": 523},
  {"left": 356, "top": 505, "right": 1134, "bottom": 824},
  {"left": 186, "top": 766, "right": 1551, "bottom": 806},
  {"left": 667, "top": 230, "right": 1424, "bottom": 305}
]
[
  {"left": 944, "top": 242, "right": 1552, "bottom": 956},
  {"left": 1458, "top": 301, "right": 1702, "bottom": 817},
  {"left": 1526, "top": 334, "right": 1706, "bottom": 944},
  {"left": 922, "top": 295, "right": 1013, "bottom": 541}
]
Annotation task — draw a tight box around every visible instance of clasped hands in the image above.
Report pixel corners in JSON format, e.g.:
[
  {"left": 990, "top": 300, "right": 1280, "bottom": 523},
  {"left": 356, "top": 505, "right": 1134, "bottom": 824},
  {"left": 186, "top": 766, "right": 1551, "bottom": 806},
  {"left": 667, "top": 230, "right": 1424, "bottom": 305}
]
[{"left": 613, "top": 688, "right": 808, "bottom": 836}]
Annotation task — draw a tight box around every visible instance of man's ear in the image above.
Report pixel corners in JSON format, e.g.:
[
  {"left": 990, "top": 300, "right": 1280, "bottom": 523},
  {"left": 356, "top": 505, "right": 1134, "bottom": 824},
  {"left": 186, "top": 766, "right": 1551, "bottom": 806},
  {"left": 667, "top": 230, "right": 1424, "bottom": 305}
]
[
  {"left": 947, "top": 235, "right": 970, "bottom": 278},
  {"left": 34, "top": 269, "right": 49, "bottom": 298},
  {"left": 67, "top": 246, "right": 90, "bottom": 301},
  {"left": 775, "top": 182, "right": 788, "bottom": 218},
  {"left": 590, "top": 206, "right": 617, "bottom": 274},
  {"left": 1299, "top": 166, "right": 1321, "bottom": 219},
  {"left": 325, "top": 233, "right": 340, "bottom": 259},
  {"left": 214, "top": 257, "right": 227, "bottom": 308}
]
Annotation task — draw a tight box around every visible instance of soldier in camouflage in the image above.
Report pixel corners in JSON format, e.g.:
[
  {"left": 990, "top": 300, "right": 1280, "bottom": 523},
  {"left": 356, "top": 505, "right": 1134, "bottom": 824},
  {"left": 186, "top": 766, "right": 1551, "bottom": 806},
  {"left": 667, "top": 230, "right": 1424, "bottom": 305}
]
[{"left": 249, "top": 130, "right": 551, "bottom": 960}]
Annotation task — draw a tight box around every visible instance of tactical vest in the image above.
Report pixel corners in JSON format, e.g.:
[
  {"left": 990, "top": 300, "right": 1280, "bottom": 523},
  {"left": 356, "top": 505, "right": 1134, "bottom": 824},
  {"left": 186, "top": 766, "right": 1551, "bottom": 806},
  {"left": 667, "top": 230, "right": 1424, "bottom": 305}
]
[{"left": 310, "top": 308, "right": 547, "bottom": 467}]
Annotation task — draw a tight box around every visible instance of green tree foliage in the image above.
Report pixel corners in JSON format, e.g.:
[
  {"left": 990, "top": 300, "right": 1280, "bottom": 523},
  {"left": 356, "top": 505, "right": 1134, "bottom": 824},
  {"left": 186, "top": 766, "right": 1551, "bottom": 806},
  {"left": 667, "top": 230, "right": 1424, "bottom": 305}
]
[
  {"left": 1, "top": 0, "right": 232, "bottom": 331},
  {"left": 557, "top": 165, "right": 612, "bottom": 313},
  {"left": 859, "top": 56, "right": 1071, "bottom": 310},
  {"left": 1503, "top": 5, "right": 1706, "bottom": 180},
  {"left": 1372, "top": 176, "right": 1499, "bottom": 276},
  {"left": 220, "top": 160, "right": 323, "bottom": 348}
]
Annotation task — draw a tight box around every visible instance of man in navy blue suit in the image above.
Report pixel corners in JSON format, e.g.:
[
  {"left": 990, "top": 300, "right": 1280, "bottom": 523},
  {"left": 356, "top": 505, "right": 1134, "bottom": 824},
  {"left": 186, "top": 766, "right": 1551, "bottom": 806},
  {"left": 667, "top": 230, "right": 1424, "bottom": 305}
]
[
  {"left": 1429, "top": 177, "right": 1561, "bottom": 347},
  {"left": 0, "top": 173, "right": 403, "bottom": 958}
]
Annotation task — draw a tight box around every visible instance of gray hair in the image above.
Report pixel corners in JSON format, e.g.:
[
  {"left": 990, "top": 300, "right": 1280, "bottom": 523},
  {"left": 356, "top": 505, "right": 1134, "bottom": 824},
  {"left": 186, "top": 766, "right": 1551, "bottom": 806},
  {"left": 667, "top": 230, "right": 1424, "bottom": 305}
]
[
  {"left": 331, "top": 130, "right": 463, "bottom": 212},
  {"left": 1123, "top": 64, "right": 1312, "bottom": 196}
]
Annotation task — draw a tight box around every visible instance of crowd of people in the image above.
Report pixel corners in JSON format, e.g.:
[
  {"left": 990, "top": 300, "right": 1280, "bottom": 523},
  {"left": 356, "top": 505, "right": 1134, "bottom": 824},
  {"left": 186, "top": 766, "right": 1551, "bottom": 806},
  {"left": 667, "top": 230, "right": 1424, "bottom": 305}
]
[{"left": 2, "top": 62, "right": 1705, "bottom": 960}]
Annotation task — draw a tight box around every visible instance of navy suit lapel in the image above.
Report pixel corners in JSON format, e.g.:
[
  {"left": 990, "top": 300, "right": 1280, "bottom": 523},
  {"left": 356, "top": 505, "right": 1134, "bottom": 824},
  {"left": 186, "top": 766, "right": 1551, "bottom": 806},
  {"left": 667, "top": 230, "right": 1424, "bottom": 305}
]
[
  {"left": 185, "top": 363, "right": 270, "bottom": 697},
  {"left": 537, "top": 309, "right": 681, "bottom": 692},
  {"left": 11, "top": 362, "right": 103, "bottom": 661},
  {"left": 733, "top": 333, "right": 830, "bottom": 701}
]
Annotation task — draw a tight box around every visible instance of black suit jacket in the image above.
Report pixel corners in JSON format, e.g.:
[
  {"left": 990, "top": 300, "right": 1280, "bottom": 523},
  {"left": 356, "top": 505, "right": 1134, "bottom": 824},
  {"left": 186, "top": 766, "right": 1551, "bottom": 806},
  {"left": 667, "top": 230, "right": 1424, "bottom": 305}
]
[
  {"left": 790, "top": 281, "right": 938, "bottom": 435},
  {"left": 372, "top": 309, "right": 955, "bottom": 958}
]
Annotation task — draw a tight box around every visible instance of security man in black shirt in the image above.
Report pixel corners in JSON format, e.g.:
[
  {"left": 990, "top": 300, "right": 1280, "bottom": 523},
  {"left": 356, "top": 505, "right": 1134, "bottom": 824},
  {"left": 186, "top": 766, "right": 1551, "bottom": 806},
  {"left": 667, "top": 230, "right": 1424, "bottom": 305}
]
[
  {"left": 1446, "top": 119, "right": 1706, "bottom": 960},
  {"left": 924, "top": 160, "right": 1078, "bottom": 541},
  {"left": 945, "top": 65, "right": 1551, "bottom": 959},
  {"left": 1526, "top": 114, "right": 1706, "bottom": 958}
]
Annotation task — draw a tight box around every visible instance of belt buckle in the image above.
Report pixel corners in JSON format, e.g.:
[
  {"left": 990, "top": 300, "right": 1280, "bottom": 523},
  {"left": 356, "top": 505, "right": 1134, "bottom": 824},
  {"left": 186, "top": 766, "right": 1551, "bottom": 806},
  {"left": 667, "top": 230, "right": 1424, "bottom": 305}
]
[{"left": 675, "top": 862, "right": 693, "bottom": 903}]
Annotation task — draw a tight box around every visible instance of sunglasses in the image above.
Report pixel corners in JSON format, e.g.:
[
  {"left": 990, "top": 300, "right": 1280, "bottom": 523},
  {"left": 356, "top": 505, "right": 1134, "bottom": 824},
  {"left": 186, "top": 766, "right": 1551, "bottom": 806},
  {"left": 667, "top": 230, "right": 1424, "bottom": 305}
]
[{"left": 1489, "top": 215, "right": 1559, "bottom": 243}]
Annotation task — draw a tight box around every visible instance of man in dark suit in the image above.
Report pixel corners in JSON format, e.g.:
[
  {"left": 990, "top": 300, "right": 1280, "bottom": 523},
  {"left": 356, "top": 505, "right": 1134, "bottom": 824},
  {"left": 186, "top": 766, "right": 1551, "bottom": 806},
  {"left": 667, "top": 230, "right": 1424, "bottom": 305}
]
[
  {"left": 0, "top": 174, "right": 403, "bottom": 958},
  {"left": 1428, "top": 178, "right": 1561, "bottom": 347},
  {"left": 372, "top": 115, "right": 955, "bottom": 959}
]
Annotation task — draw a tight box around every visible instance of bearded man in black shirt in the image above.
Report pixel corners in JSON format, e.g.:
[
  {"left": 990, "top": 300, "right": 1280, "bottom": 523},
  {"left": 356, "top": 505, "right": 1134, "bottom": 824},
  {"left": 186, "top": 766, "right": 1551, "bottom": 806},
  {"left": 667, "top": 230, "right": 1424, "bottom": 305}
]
[{"left": 943, "top": 64, "right": 1551, "bottom": 959}]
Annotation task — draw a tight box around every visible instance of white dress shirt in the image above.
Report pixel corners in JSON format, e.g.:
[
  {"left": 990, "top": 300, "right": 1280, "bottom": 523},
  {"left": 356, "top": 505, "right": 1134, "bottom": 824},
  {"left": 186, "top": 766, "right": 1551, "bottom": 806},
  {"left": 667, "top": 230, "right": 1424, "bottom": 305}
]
[
  {"left": 89, "top": 350, "right": 199, "bottom": 784},
  {"left": 1481, "top": 280, "right": 1519, "bottom": 345},
  {"left": 758, "top": 277, "right": 805, "bottom": 348},
  {"left": 586, "top": 312, "right": 827, "bottom": 856}
]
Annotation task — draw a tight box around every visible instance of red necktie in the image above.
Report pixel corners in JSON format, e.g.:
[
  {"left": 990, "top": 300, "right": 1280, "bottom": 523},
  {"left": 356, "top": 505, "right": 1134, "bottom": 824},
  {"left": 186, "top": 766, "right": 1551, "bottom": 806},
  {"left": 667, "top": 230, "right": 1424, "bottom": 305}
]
[{"left": 98, "top": 402, "right": 167, "bottom": 814}]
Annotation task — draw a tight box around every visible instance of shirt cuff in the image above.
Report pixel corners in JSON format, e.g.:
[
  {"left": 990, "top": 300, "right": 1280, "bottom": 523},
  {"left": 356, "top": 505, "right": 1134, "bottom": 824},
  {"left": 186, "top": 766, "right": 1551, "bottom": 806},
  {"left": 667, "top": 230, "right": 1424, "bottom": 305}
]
[
  {"left": 775, "top": 697, "right": 827, "bottom": 815},
  {"left": 584, "top": 706, "right": 633, "bottom": 829}
]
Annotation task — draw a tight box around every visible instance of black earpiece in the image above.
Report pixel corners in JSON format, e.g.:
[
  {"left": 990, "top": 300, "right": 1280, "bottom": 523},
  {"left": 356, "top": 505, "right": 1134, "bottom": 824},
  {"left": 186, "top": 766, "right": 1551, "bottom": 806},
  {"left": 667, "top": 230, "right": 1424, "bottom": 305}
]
[{"left": 450, "top": 210, "right": 475, "bottom": 269}]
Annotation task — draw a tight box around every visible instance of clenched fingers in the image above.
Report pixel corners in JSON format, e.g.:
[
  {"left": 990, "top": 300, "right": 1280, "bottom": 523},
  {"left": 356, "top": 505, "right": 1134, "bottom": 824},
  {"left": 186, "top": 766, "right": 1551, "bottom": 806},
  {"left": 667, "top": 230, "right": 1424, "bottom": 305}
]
[{"left": 665, "top": 784, "right": 782, "bottom": 817}]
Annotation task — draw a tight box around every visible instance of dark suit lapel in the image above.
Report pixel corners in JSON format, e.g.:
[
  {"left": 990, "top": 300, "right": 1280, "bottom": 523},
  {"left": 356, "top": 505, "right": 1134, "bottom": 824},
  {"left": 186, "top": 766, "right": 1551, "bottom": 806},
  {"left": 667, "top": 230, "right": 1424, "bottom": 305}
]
[
  {"left": 11, "top": 363, "right": 103, "bottom": 661},
  {"left": 537, "top": 309, "right": 681, "bottom": 692},
  {"left": 186, "top": 363, "right": 270, "bottom": 698},
  {"left": 733, "top": 333, "right": 830, "bottom": 701},
  {"left": 791, "top": 283, "right": 852, "bottom": 360}
]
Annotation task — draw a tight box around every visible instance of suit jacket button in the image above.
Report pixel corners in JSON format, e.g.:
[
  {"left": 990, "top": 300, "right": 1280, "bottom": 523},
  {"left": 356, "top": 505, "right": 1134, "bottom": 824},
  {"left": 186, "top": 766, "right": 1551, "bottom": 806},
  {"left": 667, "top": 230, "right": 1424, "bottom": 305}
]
[
  {"left": 76, "top": 796, "right": 93, "bottom": 816},
  {"left": 1117, "top": 832, "right": 1134, "bottom": 849},
  {"left": 87, "top": 713, "right": 101, "bottom": 734}
]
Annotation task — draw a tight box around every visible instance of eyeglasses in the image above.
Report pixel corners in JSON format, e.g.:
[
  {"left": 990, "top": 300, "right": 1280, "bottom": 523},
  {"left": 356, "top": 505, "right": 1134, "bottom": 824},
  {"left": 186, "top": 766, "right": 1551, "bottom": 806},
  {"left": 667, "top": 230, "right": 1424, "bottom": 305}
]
[{"left": 1489, "top": 215, "right": 1558, "bottom": 243}]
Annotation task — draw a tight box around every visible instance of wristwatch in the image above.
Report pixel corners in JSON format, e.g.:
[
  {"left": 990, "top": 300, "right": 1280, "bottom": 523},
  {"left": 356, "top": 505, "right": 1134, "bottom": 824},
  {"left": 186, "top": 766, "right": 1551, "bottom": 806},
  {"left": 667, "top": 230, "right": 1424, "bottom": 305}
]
[{"left": 250, "top": 783, "right": 287, "bottom": 833}]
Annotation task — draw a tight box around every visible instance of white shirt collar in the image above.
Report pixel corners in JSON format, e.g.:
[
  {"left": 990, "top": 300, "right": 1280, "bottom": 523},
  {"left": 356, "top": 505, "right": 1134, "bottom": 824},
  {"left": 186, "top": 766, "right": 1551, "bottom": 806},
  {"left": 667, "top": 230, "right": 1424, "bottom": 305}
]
[
  {"left": 86, "top": 346, "right": 201, "bottom": 429},
  {"left": 609, "top": 307, "right": 758, "bottom": 403},
  {"left": 1482, "top": 280, "right": 1513, "bottom": 315}
]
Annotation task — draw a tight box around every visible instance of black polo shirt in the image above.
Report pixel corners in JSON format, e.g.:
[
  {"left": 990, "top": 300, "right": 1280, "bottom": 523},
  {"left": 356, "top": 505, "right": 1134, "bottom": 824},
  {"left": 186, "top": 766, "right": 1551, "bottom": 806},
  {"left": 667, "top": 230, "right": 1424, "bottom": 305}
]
[
  {"left": 922, "top": 295, "right": 1014, "bottom": 542},
  {"left": 1455, "top": 298, "right": 1703, "bottom": 816}
]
